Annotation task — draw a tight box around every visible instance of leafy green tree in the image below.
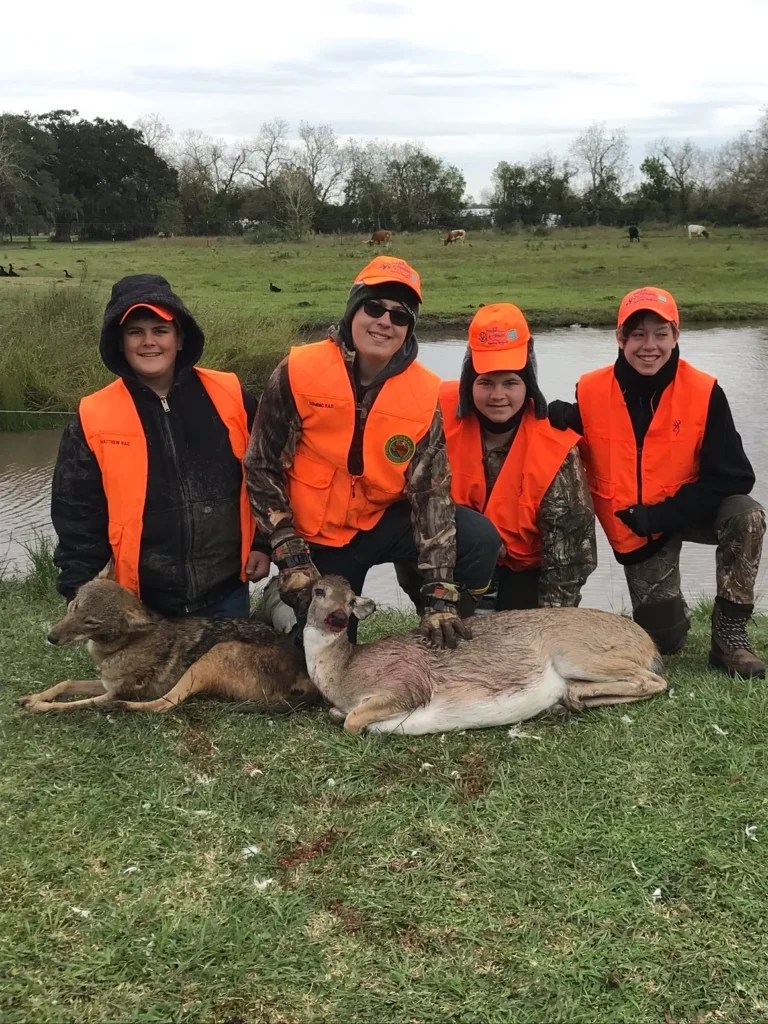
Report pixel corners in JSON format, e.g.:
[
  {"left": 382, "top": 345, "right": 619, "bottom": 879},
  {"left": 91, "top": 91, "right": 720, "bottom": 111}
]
[{"left": 33, "top": 110, "right": 177, "bottom": 240}]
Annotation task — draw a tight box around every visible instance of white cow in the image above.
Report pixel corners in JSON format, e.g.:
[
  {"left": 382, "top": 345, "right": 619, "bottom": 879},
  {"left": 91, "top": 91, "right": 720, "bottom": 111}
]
[{"left": 687, "top": 224, "right": 710, "bottom": 240}]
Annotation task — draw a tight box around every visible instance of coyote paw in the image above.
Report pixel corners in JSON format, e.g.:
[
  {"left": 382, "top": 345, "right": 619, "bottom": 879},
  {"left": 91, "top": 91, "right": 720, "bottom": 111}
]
[{"left": 18, "top": 697, "right": 52, "bottom": 712}]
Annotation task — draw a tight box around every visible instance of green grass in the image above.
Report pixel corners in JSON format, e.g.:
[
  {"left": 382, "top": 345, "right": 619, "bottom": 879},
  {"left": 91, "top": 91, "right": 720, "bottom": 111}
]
[
  {"left": 3, "top": 227, "right": 768, "bottom": 417},
  {"left": 0, "top": 287, "right": 295, "bottom": 423},
  {"left": 3, "top": 226, "right": 768, "bottom": 330},
  {"left": 2, "top": 561, "right": 768, "bottom": 1023}
]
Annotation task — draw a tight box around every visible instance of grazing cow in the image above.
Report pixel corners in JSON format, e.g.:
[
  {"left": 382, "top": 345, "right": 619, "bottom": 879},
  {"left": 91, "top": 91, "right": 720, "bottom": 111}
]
[
  {"left": 368, "top": 230, "right": 392, "bottom": 247},
  {"left": 688, "top": 224, "right": 710, "bottom": 240},
  {"left": 444, "top": 229, "right": 466, "bottom": 246},
  {"left": 628, "top": 225, "right": 640, "bottom": 243}
]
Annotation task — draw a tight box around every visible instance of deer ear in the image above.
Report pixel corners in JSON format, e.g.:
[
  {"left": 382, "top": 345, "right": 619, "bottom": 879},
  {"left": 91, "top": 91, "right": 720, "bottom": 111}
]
[
  {"left": 97, "top": 559, "right": 116, "bottom": 581},
  {"left": 351, "top": 595, "right": 376, "bottom": 621}
]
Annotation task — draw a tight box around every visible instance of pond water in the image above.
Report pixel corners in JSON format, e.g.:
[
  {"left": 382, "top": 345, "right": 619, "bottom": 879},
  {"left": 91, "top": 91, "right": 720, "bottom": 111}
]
[{"left": 3, "top": 323, "right": 768, "bottom": 612}]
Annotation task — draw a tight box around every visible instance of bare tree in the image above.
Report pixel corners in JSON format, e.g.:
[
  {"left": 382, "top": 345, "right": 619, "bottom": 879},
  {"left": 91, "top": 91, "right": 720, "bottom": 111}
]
[
  {"left": 650, "top": 137, "right": 705, "bottom": 217},
  {"left": 296, "top": 122, "right": 349, "bottom": 204},
  {"left": 177, "top": 130, "right": 247, "bottom": 196},
  {"left": 274, "top": 165, "right": 316, "bottom": 240},
  {"left": 570, "top": 121, "right": 630, "bottom": 223},
  {"left": 133, "top": 113, "right": 174, "bottom": 156},
  {"left": 242, "top": 118, "right": 289, "bottom": 189}
]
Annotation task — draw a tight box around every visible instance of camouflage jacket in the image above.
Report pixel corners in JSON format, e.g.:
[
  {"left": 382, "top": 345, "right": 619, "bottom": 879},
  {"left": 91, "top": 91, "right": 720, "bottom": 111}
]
[
  {"left": 244, "top": 331, "right": 457, "bottom": 582},
  {"left": 484, "top": 441, "right": 597, "bottom": 607}
]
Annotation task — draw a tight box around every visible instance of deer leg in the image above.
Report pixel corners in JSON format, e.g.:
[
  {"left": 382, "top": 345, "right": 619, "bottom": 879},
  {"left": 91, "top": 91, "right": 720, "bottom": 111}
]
[
  {"left": 344, "top": 694, "right": 406, "bottom": 734},
  {"left": 566, "top": 670, "right": 667, "bottom": 711},
  {"left": 18, "top": 680, "right": 106, "bottom": 706}
]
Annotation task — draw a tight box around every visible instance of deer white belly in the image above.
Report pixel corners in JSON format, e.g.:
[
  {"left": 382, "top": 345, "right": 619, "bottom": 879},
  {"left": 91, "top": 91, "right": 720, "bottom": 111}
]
[{"left": 366, "top": 662, "right": 567, "bottom": 735}]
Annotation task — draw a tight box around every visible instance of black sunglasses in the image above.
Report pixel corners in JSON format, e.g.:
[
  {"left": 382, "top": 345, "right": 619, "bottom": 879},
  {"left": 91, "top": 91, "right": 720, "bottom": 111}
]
[{"left": 362, "top": 299, "right": 413, "bottom": 328}]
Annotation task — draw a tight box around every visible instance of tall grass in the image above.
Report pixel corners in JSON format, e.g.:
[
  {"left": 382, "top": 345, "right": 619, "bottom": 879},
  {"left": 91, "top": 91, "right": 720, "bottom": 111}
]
[{"left": 0, "top": 287, "right": 297, "bottom": 420}]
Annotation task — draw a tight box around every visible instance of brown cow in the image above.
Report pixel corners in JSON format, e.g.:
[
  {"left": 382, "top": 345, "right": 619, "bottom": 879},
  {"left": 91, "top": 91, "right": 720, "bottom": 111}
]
[
  {"left": 444, "top": 229, "right": 466, "bottom": 246},
  {"left": 368, "top": 230, "right": 392, "bottom": 247}
]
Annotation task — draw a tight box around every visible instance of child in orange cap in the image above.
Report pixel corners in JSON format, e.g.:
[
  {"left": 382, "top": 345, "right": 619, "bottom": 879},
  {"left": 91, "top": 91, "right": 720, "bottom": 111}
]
[
  {"left": 52, "top": 274, "right": 270, "bottom": 618},
  {"left": 245, "top": 256, "right": 501, "bottom": 648},
  {"left": 400, "top": 302, "right": 596, "bottom": 611},
  {"left": 549, "top": 286, "right": 765, "bottom": 677}
]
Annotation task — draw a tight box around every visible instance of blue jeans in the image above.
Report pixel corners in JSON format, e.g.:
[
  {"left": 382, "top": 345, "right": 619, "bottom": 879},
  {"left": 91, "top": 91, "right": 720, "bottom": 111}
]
[{"left": 195, "top": 581, "right": 250, "bottom": 619}]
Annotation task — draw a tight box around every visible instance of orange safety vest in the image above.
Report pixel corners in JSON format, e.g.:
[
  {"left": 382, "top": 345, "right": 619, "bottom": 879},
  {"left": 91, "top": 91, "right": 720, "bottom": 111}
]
[
  {"left": 287, "top": 339, "right": 440, "bottom": 546},
  {"left": 79, "top": 367, "right": 255, "bottom": 597},
  {"left": 578, "top": 359, "right": 715, "bottom": 554},
  {"left": 439, "top": 381, "right": 579, "bottom": 570}
]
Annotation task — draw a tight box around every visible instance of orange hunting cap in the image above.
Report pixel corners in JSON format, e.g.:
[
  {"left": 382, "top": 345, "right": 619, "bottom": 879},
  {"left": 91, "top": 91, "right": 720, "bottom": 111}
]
[
  {"left": 119, "top": 303, "right": 175, "bottom": 325},
  {"left": 617, "top": 286, "right": 680, "bottom": 327},
  {"left": 468, "top": 303, "right": 531, "bottom": 374},
  {"left": 353, "top": 256, "right": 422, "bottom": 302}
]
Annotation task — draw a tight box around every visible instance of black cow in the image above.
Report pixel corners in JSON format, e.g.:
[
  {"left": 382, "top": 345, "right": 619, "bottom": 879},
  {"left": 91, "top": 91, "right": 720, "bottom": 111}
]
[{"left": 628, "top": 226, "right": 640, "bottom": 243}]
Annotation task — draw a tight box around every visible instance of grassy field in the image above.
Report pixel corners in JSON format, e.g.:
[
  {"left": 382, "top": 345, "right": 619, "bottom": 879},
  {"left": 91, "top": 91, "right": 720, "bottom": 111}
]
[
  {"left": 2, "top": 559, "right": 768, "bottom": 1023},
  {"left": 3, "top": 226, "right": 768, "bottom": 421},
  {"left": 2, "top": 226, "right": 768, "bottom": 331}
]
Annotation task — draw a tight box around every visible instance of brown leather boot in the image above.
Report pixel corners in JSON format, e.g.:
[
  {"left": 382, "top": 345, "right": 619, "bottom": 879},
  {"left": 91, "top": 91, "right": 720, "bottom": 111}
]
[{"left": 709, "top": 599, "right": 766, "bottom": 678}]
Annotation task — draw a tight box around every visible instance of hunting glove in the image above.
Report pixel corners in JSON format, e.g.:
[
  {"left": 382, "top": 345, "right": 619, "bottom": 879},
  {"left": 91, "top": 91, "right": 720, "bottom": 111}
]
[
  {"left": 547, "top": 400, "right": 583, "bottom": 434},
  {"left": 273, "top": 536, "right": 320, "bottom": 613},
  {"left": 418, "top": 581, "right": 472, "bottom": 650},
  {"left": 615, "top": 505, "right": 654, "bottom": 538}
]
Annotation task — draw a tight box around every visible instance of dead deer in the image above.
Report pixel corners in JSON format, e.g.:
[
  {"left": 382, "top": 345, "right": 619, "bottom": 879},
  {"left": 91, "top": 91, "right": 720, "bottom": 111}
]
[{"left": 304, "top": 575, "right": 667, "bottom": 735}]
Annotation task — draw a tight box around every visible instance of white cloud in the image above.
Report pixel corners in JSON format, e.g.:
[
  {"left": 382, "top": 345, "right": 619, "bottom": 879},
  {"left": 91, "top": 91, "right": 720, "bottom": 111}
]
[{"left": 5, "top": 0, "right": 768, "bottom": 194}]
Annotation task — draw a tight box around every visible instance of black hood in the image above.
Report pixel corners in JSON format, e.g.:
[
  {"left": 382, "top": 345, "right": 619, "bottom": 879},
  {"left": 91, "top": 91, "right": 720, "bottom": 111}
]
[
  {"left": 456, "top": 337, "right": 547, "bottom": 421},
  {"left": 100, "top": 274, "right": 205, "bottom": 378}
]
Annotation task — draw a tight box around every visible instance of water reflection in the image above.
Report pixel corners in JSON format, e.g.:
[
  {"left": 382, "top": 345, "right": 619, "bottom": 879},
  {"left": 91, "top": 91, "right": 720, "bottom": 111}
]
[{"left": 2, "top": 324, "right": 768, "bottom": 611}]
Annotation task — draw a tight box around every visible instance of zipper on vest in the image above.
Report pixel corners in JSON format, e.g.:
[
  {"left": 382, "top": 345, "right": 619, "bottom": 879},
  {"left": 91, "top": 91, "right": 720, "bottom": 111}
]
[
  {"left": 158, "top": 394, "right": 195, "bottom": 588},
  {"left": 636, "top": 444, "right": 643, "bottom": 505}
]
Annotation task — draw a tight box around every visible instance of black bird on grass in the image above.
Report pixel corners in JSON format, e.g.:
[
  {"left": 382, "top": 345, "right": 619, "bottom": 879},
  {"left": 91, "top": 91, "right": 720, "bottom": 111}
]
[
  {"left": 64, "top": 269, "right": 73, "bottom": 279},
  {"left": 269, "top": 281, "right": 282, "bottom": 293},
  {"left": 297, "top": 300, "right": 310, "bottom": 307},
  {"left": 7, "top": 264, "right": 19, "bottom": 277},
  {"left": 0, "top": 265, "right": 7, "bottom": 277}
]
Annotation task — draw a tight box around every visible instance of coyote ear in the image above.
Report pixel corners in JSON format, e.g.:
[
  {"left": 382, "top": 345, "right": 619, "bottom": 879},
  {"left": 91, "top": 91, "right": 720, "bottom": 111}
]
[
  {"left": 351, "top": 595, "right": 376, "bottom": 621},
  {"left": 97, "top": 559, "right": 116, "bottom": 581},
  {"left": 124, "top": 607, "right": 154, "bottom": 632}
]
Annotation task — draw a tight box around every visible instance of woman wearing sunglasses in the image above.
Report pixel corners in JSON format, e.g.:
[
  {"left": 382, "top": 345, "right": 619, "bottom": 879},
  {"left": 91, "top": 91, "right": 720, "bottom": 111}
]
[{"left": 244, "top": 255, "right": 501, "bottom": 648}]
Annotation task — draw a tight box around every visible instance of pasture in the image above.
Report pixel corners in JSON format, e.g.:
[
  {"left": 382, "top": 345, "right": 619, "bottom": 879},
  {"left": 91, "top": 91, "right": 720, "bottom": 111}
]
[
  {"left": 2, "top": 226, "right": 768, "bottom": 329},
  {"left": 2, "top": 558, "right": 768, "bottom": 1023}
]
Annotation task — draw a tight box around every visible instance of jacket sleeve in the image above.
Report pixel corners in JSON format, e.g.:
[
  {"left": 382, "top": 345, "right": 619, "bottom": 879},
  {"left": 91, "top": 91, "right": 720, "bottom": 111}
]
[
  {"left": 240, "top": 386, "right": 258, "bottom": 432},
  {"left": 404, "top": 405, "right": 457, "bottom": 583},
  {"left": 537, "top": 446, "right": 597, "bottom": 607},
  {"left": 243, "top": 359, "right": 302, "bottom": 549},
  {"left": 645, "top": 384, "right": 756, "bottom": 535},
  {"left": 51, "top": 414, "right": 112, "bottom": 602}
]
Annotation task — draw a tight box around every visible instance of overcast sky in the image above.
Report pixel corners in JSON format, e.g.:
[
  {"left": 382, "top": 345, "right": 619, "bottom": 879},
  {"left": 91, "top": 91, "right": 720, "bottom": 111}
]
[{"left": 5, "top": 0, "right": 767, "bottom": 196}]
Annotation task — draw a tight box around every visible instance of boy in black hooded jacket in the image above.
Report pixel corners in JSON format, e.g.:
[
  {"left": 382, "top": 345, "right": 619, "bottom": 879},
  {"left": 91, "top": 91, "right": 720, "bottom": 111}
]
[{"left": 51, "top": 274, "right": 270, "bottom": 617}]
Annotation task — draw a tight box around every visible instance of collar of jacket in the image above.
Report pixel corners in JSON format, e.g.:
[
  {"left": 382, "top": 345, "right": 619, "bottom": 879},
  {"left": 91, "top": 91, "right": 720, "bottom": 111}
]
[{"left": 613, "top": 343, "right": 680, "bottom": 400}]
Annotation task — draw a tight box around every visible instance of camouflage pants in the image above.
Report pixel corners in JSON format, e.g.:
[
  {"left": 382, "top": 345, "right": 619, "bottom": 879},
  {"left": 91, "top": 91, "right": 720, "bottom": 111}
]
[{"left": 624, "top": 495, "right": 766, "bottom": 615}]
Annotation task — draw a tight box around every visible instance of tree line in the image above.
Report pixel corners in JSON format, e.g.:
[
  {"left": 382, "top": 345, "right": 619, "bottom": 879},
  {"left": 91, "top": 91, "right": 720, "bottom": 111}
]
[{"left": 1, "top": 108, "right": 767, "bottom": 242}]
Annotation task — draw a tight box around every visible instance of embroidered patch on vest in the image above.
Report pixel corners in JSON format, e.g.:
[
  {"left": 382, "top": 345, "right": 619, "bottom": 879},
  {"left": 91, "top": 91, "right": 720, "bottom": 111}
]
[{"left": 384, "top": 434, "right": 416, "bottom": 464}]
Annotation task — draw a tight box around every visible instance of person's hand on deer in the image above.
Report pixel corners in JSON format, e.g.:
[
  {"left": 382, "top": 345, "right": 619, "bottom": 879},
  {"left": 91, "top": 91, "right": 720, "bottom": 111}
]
[
  {"left": 418, "top": 581, "right": 472, "bottom": 649},
  {"left": 273, "top": 536, "right": 321, "bottom": 614}
]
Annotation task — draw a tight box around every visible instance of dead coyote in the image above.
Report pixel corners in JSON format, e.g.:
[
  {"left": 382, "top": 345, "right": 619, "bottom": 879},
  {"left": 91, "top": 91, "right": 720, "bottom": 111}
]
[{"left": 18, "top": 568, "right": 317, "bottom": 714}]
